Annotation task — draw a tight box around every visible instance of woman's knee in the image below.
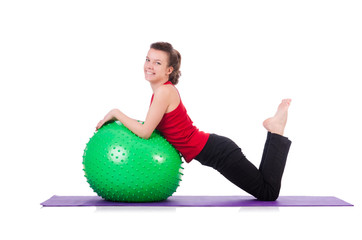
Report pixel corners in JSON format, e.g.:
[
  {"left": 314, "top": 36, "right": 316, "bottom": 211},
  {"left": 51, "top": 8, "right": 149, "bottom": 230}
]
[
  {"left": 256, "top": 185, "right": 280, "bottom": 201},
  {"left": 257, "top": 194, "right": 279, "bottom": 201}
]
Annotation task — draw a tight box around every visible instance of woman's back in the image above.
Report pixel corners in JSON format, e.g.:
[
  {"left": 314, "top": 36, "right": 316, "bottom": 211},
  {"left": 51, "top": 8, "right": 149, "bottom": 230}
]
[{"left": 151, "top": 81, "right": 209, "bottom": 162}]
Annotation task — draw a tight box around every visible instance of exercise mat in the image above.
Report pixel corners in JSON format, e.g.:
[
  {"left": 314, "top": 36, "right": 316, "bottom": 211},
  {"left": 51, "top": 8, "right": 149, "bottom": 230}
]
[{"left": 41, "top": 195, "right": 353, "bottom": 207}]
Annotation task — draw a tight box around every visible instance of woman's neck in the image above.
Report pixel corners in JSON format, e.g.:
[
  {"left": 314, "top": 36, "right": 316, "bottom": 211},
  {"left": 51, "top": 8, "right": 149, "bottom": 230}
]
[{"left": 150, "top": 79, "right": 169, "bottom": 92}]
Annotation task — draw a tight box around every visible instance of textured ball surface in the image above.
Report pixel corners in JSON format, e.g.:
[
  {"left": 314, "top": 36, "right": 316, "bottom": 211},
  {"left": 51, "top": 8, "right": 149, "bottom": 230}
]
[{"left": 83, "top": 121, "right": 183, "bottom": 202}]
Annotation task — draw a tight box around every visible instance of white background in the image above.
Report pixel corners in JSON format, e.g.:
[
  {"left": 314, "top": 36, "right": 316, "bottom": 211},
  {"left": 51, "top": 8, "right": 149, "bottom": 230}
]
[{"left": 1, "top": 0, "right": 361, "bottom": 239}]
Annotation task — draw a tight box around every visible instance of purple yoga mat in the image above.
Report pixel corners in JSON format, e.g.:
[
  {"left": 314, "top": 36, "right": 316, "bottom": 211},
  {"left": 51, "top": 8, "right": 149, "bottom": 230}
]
[{"left": 41, "top": 195, "right": 353, "bottom": 207}]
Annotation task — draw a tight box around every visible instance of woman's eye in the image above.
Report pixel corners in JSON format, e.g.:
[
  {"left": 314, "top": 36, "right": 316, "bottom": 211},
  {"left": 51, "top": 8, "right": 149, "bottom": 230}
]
[
  {"left": 156, "top": 62, "right": 161, "bottom": 65},
  {"left": 146, "top": 58, "right": 150, "bottom": 62}
]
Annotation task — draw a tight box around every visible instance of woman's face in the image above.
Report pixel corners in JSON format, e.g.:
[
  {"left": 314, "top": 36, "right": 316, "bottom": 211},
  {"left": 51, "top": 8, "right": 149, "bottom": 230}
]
[{"left": 144, "top": 48, "right": 173, "bottom": 83}]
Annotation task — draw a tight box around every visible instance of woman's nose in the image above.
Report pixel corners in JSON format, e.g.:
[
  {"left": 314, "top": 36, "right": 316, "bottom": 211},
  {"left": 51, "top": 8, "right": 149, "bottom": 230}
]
[{"left": 145, "top": 62, "right": 153, "bottom": 69}]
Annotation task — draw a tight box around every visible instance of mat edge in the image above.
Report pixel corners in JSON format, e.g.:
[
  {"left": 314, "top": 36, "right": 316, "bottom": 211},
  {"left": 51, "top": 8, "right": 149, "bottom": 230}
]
[{"left": 40, "top": 195, "right": 354, "bottom": 207}]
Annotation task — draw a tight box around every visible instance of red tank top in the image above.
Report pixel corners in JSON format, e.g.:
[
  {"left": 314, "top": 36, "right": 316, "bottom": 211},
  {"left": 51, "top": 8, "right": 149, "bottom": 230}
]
[{"left": 150, "top": 81, "right": 209, "bottom": 163}]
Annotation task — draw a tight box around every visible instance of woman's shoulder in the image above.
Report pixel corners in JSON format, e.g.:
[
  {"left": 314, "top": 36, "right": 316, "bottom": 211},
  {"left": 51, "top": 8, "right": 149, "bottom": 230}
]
[
  {"left": 153, "top": 83, "right": 180, "bottom": 110},
  {"left": 154, "top": 83, "right": 178, "bottom": 98}
]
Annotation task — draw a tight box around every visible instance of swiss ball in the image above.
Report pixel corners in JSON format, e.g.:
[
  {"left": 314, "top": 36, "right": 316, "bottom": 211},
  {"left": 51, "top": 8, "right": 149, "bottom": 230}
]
[{"left": 83, "top": 121, "right": 183, "bottom": 202}]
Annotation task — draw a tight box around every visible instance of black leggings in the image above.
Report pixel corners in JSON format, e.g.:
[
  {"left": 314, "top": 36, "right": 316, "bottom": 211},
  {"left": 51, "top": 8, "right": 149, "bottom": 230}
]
[{"left": 195, "top": 132, "right": 291, "bottom": 201}]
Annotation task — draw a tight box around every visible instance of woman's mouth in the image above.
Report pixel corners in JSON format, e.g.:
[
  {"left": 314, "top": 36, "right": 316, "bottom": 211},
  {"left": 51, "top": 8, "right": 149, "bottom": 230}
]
[{"left": 145, "top": 71, "right": 155, "bottom": 75}]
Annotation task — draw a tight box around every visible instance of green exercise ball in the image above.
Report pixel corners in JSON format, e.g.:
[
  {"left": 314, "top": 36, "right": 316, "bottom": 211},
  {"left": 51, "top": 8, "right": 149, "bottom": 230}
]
[{"left": 82, "top": 121, "right": 183, "bottom": 202}]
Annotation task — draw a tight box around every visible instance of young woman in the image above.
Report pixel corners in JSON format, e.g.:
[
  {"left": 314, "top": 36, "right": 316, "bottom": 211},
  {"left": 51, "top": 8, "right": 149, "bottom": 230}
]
[{"left": 96, "top": 42, "right": 292, "bottom": 201}]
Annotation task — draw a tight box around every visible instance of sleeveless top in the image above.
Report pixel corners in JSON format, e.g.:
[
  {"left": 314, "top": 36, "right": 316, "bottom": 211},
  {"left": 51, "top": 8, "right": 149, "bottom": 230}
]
[{"left": 150, "top": 81, "right": 209, "bottom": 163}]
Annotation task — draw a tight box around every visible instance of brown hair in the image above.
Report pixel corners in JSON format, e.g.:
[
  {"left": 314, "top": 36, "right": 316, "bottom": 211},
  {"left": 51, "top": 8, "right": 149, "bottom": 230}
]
[{"left": 150, "top": 42, "right": 181, "bottom": 85}]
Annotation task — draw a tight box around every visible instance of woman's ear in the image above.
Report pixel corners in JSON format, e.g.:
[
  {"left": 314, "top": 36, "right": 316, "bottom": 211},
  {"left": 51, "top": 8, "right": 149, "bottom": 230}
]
[{"left": 166, "top": 66, "right": 174, "bottom": 76}]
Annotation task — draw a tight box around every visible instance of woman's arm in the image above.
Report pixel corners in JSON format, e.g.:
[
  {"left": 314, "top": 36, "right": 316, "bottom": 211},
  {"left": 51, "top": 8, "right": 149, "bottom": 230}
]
[{"left": 96, "top": 86, "right": 171, "bottom": 139}]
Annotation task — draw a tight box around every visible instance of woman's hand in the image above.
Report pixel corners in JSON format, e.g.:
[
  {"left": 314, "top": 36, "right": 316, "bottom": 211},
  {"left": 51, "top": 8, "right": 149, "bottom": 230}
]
[{"left": 96, "top": 109, "right": 118, "bottom": 131}]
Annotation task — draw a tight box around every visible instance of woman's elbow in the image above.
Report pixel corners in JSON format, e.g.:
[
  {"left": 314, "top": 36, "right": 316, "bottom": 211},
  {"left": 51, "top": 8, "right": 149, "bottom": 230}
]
[
  {"left": 138, "top": 129, "right": 153, "bottom": 140},
  {"left": 139, "top": 134, "right": 151, "bottom": 140}
]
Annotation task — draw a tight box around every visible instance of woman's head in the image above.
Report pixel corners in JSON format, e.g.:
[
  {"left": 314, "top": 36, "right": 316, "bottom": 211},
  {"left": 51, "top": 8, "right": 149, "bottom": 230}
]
[{"left": 147, "top": 42, "right": 181, "bottom": 85}]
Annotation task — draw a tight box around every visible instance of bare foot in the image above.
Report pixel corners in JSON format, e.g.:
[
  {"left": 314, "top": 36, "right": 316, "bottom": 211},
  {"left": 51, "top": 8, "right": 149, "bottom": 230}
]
[{"left": 263, "top": 99, "right": 291, "bottom": 136}]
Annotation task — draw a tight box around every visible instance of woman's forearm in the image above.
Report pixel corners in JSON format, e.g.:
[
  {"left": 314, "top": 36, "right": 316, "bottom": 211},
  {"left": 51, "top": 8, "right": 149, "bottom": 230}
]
[
  {"left": 112, "top": 109, "right": 153, "bottom": 139},
  {"left": 97, "top": 89, "right": 169, "bottom": 139}
]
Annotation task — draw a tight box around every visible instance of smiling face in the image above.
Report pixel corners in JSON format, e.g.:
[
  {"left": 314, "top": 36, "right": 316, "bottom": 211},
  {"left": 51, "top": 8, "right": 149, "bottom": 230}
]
[{"left": 144, "top": 48, "right": 174, "bottom": 84}]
